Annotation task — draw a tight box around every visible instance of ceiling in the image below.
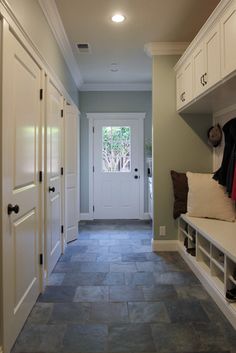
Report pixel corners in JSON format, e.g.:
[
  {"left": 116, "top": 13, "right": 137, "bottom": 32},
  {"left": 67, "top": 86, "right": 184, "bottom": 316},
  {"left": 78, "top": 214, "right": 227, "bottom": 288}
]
[{"left": 54, "top": 0, "right": 220, "bottom": 90}]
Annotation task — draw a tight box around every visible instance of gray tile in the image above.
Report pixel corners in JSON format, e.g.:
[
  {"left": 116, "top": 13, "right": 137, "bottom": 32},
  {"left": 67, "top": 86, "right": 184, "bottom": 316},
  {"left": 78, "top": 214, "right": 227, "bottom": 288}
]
[
  {"left": 86, "top": 245, "right": 109, "bottom": 254},
  {"left": 38, "top": 286, "right": 76, "bottom": 303},
  {"left": 71, "top": 253, "right": 97, "bottom": 262},
  {"left": 142, "top": 285, "right": 178, "bottom": 301},
  {"left": 128, "top": 302, "right": 170, "bottom": 323},
  {"left": 152, "top": 323, "right": 201, "bottom": 353},
  {"left": 90, "top": 303, "right": 129, "bottom": 323},
  {"left": 175, "top": 285, "right": 210, "bottom": 300},
  {"left": 122, "top": 253, "right": 147, "bottom": 262},
  {"left": 109, "top": 245, "right": 133, "bottom": 254},
  {"left": 165, "top": 299, "right": 210, "bottom": 323},
  {"left": 97, "top": 254, "right": 121, "bottom": 262},
  {"left": 27, "top": 303, "right": 53, "bottom": 324},
  {"left": 12, "top": 324, "right": 66, "bottom": 353},
  {"left": 78, "top": 262, "right": 110, "bottom": 273},
  {"left": 47, "top": 273, "right": 65, "bottom": 286},
  {"left": 62, "top": 324, "right": 108, "bottom": 353},
  {"left": 101, "top": 273, "right": 125, "bottom": 286},
  {"left": 154, "top": 271, "right": 199, "bottom": 285},
  {"left": 125, "top": 272, "right": 155, "bottom": 286},
  {"left": 108, "top": 324, "right": 156, "bottom": 352},
  {"left": 63, "top": 272, "right": 106, "bottom": 286},
  {"left": 49, "top": 302, "right": 91, "bottom": 323},
  {"left": 110, "top": 286, "right": 144, "bottom": 302},
  {"left": 110, "top": 263, "right": 137, "bottom": 272},
  {"left": 99, "top": 239, "right": 120, "bottom": 246},
  {"left": 74, "top": 286, "right": 109, "bottom": 302}
]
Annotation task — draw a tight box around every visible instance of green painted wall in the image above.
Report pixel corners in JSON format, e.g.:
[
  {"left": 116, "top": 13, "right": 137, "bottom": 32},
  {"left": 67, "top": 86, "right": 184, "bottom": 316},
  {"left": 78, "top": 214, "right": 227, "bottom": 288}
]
[
  {"left": 152, "top": 55, "right": 212, "bottom": 240},
  {"left": 7, "top": 0, "right": 79, "bottom": 105},
  {"left": 79, "top": 91, "right": 152, "bottom": 214}
]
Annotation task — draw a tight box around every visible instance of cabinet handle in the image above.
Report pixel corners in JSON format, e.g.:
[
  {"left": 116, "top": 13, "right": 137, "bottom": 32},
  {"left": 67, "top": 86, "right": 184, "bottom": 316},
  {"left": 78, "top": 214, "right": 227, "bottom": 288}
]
[
  {"left": 203, "top": 72, "right": 207, "bottom": 85},
  {"left": 200, "top": 75, "right": 204, "bottom": 86},
  {"left": 182, "top": 92, "right": 186, "bottom": 102}
]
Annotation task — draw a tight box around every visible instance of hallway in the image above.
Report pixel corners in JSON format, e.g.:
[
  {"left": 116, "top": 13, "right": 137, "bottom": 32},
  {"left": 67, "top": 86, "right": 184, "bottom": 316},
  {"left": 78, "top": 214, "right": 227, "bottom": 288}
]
[{"left": 12, "top": 221, "right": 236, "bottom": 353}]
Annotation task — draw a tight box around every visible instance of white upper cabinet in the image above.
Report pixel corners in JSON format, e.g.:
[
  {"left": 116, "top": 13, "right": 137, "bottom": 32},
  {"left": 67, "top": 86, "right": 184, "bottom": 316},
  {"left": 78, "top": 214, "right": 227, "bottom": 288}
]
[
  {"left": 193, "top": 23, "right": 221, "bottom": 98},
  {"left": 176, "top": 58, "right": 193, "bottom": 110},
  {"left": 221, "top": 1, "right": 236, "bottom": 77},
  {"left": 205, "top": 23, "right": 221, "bottom": 89},
  {"left": 175, "top": 0, "right": 236, "bottom": 112}
]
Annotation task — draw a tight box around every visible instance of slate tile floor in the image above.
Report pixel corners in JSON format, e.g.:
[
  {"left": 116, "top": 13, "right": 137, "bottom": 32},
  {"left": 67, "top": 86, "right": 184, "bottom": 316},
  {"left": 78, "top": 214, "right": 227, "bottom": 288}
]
[{"left": 12, "top": 220, "right": 236, "bottom": 353}]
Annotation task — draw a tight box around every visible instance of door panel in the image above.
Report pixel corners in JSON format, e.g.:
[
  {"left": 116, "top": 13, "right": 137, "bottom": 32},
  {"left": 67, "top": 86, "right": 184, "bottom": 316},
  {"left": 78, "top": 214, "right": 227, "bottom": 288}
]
[
  {"left": 46, "top": 79, "right": 63, "bottom": 275},
  {"left": 193, "top": 44, "right": 205, "bottom": 97},
  {"left": 2, "top": 24, "right": 41, "bottom": 353},
  {"left": 221, "top": 3, "right": 236, "bottom": 77},
  {"left": 65, "top": 105, "right": 79, "bottom": 243},
  {"left": 93, "top": 119, "right": 141, "bottom": 219},
  {"left": 205, "top": 23, "right": 221, "bottom": 89}
]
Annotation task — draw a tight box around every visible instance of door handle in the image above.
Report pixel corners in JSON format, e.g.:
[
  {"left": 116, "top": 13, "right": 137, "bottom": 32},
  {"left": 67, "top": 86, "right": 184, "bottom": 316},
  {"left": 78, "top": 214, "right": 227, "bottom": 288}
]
[
  {"left": 7, "top": 204, "right": 20, "bottom": 215},
  {"left": 49, "top": 186, "right": 55, "bottom": 193}
]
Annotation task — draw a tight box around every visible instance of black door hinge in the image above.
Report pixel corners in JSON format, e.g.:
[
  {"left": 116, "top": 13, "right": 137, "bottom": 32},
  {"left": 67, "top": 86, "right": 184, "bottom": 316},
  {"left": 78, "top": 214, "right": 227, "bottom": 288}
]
[
  {"left": 93, "top": 126, "right": 95, "bottom": 133},
  {"left": 61, "top": 109, "right": 64, "bottom": 118},
  {"left": 61, "top": 225, "right": 64, "bottom": 234},
  {"left": 93, "top": 205, "right": 95, "bottom": 212},
  {"left": 39, "top": 253, "right": 43, "bottom": 265},
  {"left": 40, "top": 89, "right": 43, "bottom": 100},
  {"left": 39, "top": 171, "right": 43, "bottom": 183},
  {"left": 93, "top": 166, "right": 95, "bottom": 172},
  {"left": 61, "top": 167, "right": 64, "bottom": 176}
]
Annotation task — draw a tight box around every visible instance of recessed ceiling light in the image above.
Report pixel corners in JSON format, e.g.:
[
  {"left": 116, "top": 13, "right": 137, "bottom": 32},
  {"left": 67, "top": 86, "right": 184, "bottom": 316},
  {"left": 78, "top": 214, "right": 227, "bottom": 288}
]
[{"left": 112, "top": 14, "right": 125, "bottom": 23}]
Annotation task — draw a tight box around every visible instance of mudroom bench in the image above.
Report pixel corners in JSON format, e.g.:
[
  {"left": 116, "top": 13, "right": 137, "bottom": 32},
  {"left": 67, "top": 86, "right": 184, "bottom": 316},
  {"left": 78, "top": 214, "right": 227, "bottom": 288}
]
[{"left": 178, "top": 214, "right": 236, "bottom": 329}]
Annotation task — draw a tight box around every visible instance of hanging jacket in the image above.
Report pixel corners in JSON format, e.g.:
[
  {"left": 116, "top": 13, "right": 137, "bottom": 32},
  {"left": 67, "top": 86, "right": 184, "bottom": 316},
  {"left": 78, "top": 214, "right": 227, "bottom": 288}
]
[{"left": 213, "top": 118, "right": 236, "bottom": 196}]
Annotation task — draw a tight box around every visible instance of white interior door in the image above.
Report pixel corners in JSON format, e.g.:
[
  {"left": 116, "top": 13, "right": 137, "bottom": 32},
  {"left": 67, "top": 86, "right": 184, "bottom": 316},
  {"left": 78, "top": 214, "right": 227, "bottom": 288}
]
[
  {"left": 46, "top": 78, "right": 63, "bottom": 275},
  {"left": 65, "top": 104, "right": 79, "bottom": 243},
  {"left": 93, "top": 118, "right": 143, "bottom": 219},
  {"left": 2, "top": 23, "right": 41, "bottom": 353}
]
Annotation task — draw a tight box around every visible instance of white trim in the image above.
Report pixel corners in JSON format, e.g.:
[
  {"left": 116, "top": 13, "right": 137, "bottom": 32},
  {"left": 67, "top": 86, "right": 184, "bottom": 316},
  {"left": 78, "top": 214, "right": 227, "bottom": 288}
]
[
  {"left": 152, "top": 239, "right": 179, "bottom": 251},
  {"left": 88, "top": 112, "right": 145, "bottom": 220},
  {"left": 174, "top": 0, "right": 232, "bottom": 70},
  {"left": 144, "top": 42, "right": 189, "bottom": 57},
  {"left": 80, "top": 82, "right": 152, "bottom": 92},
  {"left": 38, "top": 0, "right": 83, "bottom": 88},
  {"left": 178, "top": 242, "right": 236, "bottom": 330},
  {"left": 143, "top": 212, "right": 151, "bottom": 220},
  {"left": 80, "top": 213, "right": 92, "bottom": 221},
  {"left": 87, "top": 113, "right": 146, "bottom": 120}
]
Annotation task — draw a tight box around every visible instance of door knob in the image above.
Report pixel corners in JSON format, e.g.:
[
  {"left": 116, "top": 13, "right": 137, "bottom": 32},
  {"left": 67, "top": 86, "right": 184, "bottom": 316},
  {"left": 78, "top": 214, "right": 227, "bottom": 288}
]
[
  {"left": 134, "top": 175, "right": 139, "bottom": 179},
  {"left": 7, "top": 204, "right": 20, "bottom": 215},
  {"left": 49, "top": 186, "right": 55, "bottom": 193},
  {"left": 134, "top": 168, "right": 138, "bottom": 172}
]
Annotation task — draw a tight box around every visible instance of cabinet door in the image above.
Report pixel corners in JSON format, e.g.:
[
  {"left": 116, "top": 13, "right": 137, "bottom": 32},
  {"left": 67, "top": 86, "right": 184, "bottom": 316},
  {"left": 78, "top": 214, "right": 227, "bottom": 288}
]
[
  {"left": 221, "top": 2, "right": 236, "bottom": 78},
  {"left": 205, "top": 23, "right": 221, "bottom": 89},
  {"left": 176, "top": 69, "right": 184, "bottom": 110},
  {"left": 193, "top": 43, "right": 205, "bottom": 97},
  {"left": 183, "top": 59, "right": 193, "bottom": 105}
]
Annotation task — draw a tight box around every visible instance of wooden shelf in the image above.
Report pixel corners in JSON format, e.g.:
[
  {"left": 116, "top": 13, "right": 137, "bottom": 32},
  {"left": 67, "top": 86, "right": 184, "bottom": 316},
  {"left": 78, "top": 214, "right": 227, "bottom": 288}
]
[
  {"left": 211, "top": 258, "right": 224, "bottom": 273},
  {"left": 198, "top": 245, "right": 211, "bottom": 259},
  {"left": 229, "top": 275, "right": 236, "bottom": 286}
]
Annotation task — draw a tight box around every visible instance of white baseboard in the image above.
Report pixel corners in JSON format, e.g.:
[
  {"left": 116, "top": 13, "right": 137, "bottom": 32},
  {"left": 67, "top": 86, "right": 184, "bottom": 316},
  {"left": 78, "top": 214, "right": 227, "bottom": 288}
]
[
  {"left": 80, "top": 213, "right": 92, "bottom": 221},
  {"left": 152, "top": 239, "right": 178, "bottom": 251},
  {"left": 143, "top": 212, "right": 151, "bottom": 220},
  {"left": 178, "top": 242, "right": 236, "bottom": 330}
]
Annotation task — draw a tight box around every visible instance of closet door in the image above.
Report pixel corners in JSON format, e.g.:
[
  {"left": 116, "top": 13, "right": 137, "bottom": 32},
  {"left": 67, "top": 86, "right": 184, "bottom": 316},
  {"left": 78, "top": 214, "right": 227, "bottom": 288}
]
[
  {"left": 2, "top": 23, "right": 41, "bottom": 353},
  {"left": 65, "top": 104, "right": 79, "bottom": 243},
  {"left": 45, "top": 78, "right": 63, "bottom": 275}
]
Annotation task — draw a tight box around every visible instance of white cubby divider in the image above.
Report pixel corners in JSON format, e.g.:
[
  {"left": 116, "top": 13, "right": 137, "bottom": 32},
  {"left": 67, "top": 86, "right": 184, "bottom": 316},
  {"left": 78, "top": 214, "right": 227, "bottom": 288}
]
[{"left": 178, "top": 214, "right": 236, "bottom": 329}]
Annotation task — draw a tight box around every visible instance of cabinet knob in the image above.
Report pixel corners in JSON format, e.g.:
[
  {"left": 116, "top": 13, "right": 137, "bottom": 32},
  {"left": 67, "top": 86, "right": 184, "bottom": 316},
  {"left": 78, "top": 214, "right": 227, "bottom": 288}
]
[
  {"left": 49, "top": 186, "right": 55, "bottom": 193},
  {"left": 7, "top": 204, "right": 20, "bottom": 215}
]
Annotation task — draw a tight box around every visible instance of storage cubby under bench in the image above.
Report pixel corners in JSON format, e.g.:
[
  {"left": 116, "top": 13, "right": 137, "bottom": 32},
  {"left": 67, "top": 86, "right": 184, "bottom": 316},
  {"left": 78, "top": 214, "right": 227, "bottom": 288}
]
[{"left": 178, "top": 214, "right": 236, "bottom": 329}]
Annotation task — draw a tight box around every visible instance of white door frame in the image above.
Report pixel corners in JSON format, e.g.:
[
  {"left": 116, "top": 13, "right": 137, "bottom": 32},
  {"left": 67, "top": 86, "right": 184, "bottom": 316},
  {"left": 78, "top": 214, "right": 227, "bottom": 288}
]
[{"left": 87, "top": 113, "right": 146, "bottom": 220}]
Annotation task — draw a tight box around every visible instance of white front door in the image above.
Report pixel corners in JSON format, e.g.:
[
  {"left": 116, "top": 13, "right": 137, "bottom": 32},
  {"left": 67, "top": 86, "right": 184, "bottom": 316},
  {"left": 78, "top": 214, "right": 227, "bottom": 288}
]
[
  {"left": 93, "top": 118, "right": 143, "bottom": 219},
  {"left": 65, "top": 104, "right": 79, "bottom": 243},
  {"left": 45, "top": 78, "right": 63, "bottom": 275},
  {"left": 2, "top": 23, "right": 41, "bottom": 353}
]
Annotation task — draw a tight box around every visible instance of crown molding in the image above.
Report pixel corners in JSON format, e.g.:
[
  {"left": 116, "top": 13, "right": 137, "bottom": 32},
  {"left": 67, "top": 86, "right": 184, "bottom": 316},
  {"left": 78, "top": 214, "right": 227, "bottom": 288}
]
[
  {"left": 38, "top": 0, "right": 83, "bottom": 88},
  {"left": 79, "top": 82, "right": 152, "bottom": 92},
  {"left": 144, "top": 42, "right": 189, "bottom": 57}
]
